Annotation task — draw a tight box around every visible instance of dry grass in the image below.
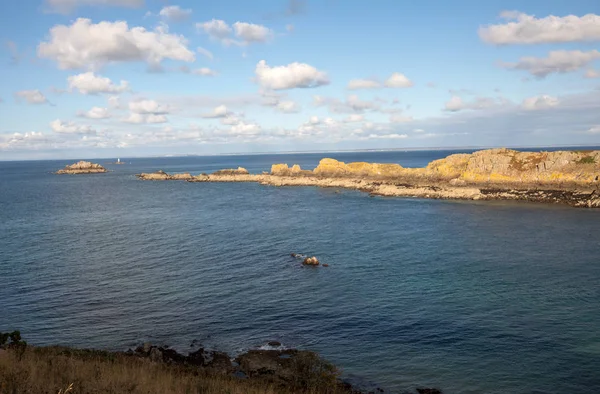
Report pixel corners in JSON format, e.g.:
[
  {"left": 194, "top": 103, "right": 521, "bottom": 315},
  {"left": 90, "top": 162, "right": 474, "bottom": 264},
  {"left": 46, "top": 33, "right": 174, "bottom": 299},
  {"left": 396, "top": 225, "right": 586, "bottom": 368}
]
[{"left": 0, "top": 346, "right": 346, "bottom": 394}]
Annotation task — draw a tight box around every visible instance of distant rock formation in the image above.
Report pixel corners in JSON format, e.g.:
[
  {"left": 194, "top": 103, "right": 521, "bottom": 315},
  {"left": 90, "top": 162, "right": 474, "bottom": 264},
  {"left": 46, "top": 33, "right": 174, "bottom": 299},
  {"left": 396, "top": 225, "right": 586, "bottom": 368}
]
[
  {"left": 56, "top": 161, "right": 107, "bottom": 174},
  {"left": 213, "top": 167, "right": 249, "bottom": 176}
]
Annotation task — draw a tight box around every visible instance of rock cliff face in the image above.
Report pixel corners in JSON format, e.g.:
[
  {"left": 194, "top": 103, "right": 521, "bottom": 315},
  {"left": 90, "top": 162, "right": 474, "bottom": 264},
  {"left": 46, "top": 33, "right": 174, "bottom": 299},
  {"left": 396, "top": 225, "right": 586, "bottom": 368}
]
[
  {"left": 56, "top": 161, "right": 107, "bottom": 174},
  {"left": 311, "top": 149, "right": 600, "bottom": 186}
]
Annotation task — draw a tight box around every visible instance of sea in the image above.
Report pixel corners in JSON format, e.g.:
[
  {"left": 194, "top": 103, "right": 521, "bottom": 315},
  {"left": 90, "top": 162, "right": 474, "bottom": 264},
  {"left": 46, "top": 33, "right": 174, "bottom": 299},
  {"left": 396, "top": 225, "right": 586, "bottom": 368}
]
[{"left": 1, "top": 149, "right": 600, "bottom": 394}]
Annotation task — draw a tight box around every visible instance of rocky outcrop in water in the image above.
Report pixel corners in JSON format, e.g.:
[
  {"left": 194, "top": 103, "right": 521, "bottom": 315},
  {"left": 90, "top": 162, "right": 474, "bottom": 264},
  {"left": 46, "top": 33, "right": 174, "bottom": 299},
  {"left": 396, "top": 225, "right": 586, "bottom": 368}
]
[
  {"left": 136, "top": 149, "right": 600, "bottom": 208},
  {"left": 302, "top": 256, "right": 320, "bottom": 266},
  {"left": 56, "top": 161, "right": 107, "bottom": 174}
]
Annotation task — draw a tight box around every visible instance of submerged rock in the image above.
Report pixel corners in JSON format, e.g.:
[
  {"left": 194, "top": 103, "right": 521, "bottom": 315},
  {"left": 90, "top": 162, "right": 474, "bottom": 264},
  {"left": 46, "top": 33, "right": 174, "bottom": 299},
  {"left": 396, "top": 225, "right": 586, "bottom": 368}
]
[{"left": 56, "top": 161, "right": 107, "bottom": 174}]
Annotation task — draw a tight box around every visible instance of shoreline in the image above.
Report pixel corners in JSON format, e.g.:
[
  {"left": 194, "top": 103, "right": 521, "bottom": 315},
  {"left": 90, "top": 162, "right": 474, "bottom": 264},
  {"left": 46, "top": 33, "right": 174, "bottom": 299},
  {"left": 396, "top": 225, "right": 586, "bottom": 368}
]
[
  {"left": 0, "top": 334, "right": 442, "bottom": 394},
  {"left": 136, "top": 148, "right": 600, "bottom": 208}
]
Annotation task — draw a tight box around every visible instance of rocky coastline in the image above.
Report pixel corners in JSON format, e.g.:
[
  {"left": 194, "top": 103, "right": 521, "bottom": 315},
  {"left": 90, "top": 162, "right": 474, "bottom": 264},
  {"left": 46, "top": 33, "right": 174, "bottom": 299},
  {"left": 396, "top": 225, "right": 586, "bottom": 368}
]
[
  {"left": 56, "top": 160, "right": 107, "bottom": 174},
  {"left": 136, "top": 149, "right": 600, "bottom": 208},
  {"left": 0, "top": 332, "right": 441, "bottom": 393}
]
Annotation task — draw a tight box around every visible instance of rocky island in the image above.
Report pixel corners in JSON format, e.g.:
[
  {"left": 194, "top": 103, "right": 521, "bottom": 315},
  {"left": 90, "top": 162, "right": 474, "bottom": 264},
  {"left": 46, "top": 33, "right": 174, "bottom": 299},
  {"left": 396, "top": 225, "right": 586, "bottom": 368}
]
[
  {"left": 136, "top": 149, "right": 600, "bottom": 208},
  {"left": 56, "top": 161, "right": 107, "bottom": 174}
]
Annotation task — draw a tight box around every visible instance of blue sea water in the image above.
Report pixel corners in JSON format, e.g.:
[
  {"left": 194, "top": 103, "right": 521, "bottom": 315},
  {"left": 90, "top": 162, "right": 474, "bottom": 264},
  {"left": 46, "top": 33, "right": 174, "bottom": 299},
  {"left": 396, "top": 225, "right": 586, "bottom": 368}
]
[{"left": 1, "top": 149, "right": 600, "bottom": 394}]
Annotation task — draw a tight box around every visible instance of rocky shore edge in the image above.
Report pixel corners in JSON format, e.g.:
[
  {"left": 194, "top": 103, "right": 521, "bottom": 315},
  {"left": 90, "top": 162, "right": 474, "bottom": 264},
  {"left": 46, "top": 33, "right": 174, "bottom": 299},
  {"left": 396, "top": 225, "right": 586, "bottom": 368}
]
[
  {"left": 0, "top": 332, "right": 441, "bottom": 394},
  {"left": 136, "top": 149, "right": 600, "bottom": 208}
]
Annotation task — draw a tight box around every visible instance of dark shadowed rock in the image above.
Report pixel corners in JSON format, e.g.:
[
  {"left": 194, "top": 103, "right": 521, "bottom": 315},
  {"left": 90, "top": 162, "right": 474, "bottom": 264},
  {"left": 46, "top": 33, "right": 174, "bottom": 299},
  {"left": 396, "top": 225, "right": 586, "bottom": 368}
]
[{"left": 417, "top": 388, "right": 443, "bottom": 394}]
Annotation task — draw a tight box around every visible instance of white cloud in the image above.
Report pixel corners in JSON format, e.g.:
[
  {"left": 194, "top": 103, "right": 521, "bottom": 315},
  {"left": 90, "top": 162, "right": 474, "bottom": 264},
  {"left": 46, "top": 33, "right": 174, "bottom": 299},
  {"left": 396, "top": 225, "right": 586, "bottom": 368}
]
[
  {"left": 197, "top": 19, "right": 233, "bottom": 41},
  {"left": 367, "top": 133, "right": 408, "bottom": 139},
  {"left": 585, "top": 69, "right": 599, "bottom": 79},
  {"left": 192, "top": 67, "right": 217, "bottom": 76},
  {"left": 197, "top": 47, "right": 213, "bottom": 60},
  {"left": 276, "top": 100, "right": 300, "bottom": 113},
  {"left": 347, "top": 79, "right": 381, "bottom": 90},
  {"left": 444, "top": 96, "right": 510, "bottom": 112},
  {"left": 67, "top": 72, "right": 129, "bottom": 94},
  {"left": 255, "top": 60, "right": 329, "bottom": 90},
  {"left": 79, "top": 106, "right": 110, "bottom": 119},
  {"left": 347, "top": 73, "right": 413, "bottom": 89},
  {"left": 479, "top": 11, "right": 600, "bottom": 45},
  {"left": 0, "top": 132, "right": 49, "bottom": 150},
  {"left": 521, "top": 95, "right": 560, "bottom": 110},
  {"left": 123, "top": 113, "right": 168, "bottom": 124},
  {"left": 588, "top": 125, "right": 600, "bottom": 134},
  {"left": 38, "top": 18, "right": 195, "bottom": 70},
  {"left": 231, "top": 121, "right": 261, "bottom": 135},
  {"left": 233, "top": 22, "right": 272, "bottom": 43},
  {"left": 50, "top": 119, "right": 96, "bottom": 134},
  {"left": 45, "top": 0, "right": 143, "bottom": 14},
  {"left": 159, "top": 5, "right": 192, "bottom": 22},
  {"left": 500, "top": 50, "right": 600, "bottom": 78},
  {"left": 384, "top": 73, "right": 413, "bottom": 88},
  {"left": 15, "top": 90, "right": 48, "bottom": 104},
  {"left": 197, "top": 20, "right": 273, "bottom": 46},
  {"left": 129, "top": 99, "right": 169, "bottom": 114},
  {"left": 202, "top": 105, "right": 229, "bottom": 118},
  {"left": 314, "top": 94, "right": 382, "bottom": 114},
  {"left": 309, "top": 116, "right": 320, "bottom": 125}
]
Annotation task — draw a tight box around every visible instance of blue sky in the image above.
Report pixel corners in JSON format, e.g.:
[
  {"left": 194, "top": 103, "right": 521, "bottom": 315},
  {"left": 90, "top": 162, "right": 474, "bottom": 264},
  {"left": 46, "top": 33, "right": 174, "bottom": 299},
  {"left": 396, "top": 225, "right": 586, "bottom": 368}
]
[{"left": 1, "top": 0, "right": 599, "bottom": 159}]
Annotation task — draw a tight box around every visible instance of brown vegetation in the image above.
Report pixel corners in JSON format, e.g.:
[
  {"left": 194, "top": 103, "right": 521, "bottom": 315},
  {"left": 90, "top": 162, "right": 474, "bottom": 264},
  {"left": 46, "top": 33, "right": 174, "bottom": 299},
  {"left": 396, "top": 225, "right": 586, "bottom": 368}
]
[{"left": 0, "top": 346, "right": 348, "bottom": 394}]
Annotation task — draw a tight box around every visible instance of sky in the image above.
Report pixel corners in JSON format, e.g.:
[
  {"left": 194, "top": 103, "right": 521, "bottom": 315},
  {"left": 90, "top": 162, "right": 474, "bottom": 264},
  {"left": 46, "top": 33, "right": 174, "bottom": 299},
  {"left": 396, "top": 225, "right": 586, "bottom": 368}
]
[{"left": 1, "top": 0, "right": 599, "bottom": 160}]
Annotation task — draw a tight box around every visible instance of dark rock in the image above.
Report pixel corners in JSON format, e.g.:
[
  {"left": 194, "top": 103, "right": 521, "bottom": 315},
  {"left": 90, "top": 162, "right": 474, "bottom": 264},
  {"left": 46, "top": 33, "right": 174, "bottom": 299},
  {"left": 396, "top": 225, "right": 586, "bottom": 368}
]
[
  {"left": 322, "top": 264, "right": 329, "bottom": 267},
  {"left": 149, "top": 347, "right": 163, "bottom": 362},
  {"left": 417, "top": 388, "right": 442, "bottom": 394},
  {"left": 267, "top": 341, "right": 282, "bottom": 347}
]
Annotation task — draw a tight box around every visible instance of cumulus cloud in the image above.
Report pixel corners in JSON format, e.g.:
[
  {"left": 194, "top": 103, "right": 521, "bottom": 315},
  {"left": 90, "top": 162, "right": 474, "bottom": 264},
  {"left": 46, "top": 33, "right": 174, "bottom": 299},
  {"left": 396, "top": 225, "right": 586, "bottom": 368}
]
[
  {"left": 276, "top": 100, "right": 300, "bottom": 113},
  {"left": 255, "top": 60, "right": 329, "bottom": 90},
  {"left": 67, "top": 72, "right": 129, "bottom": 94},
  {"left": 479, "top": 11, "right": 600, "bottom": 45},
  {"left": 0, "top": 132, "right": 49, "bottom": 150},
  {"left": 38, "top": 18, "right": 195, "bottom": 70},
  {"left": 78, "top": 106, "right": 110, "bottom": 119},
  {"left": 202, "top": 105, "right": 229, "bottom": 118},
  {"left": 500, "top": 50, "right": 600, "bottom": 78},
  {"left": 159, "top": 5, "right": 192, "bottom": 22},
  {"left": 384, "top": 73, "right": 413, "bottom": 88},
  {"left": 50, "top": 119, "right": 96, "bottom": 134},
  {"left": 45, "top": 0, "right": 143, "bottom": 14},
  {"left": 588, "top": 125, "right": 600, "bottom": 134},
  {"left": 347, "top": 79, "right": 381, "bottom": 90},
  {"left": 15, "top": 90, "right": 48, "bottom": 104},
  {"left": 521, "top": 95, "right": 560, "bottom": 110},
  {"left": 231, "top": 121, "right": 261, "bottom": 135},
  {"left": 197, "top": 19, "right": 232, "bottom": 40},
  {"left": 123, "top": 113, "right": 168, "bottom": 124},
  {"left": 129, "top": 99, "right": 169, "bottom": 114},
  {"left": 347, "top": 73, "right": 413, "bottom": 89},
  {"left": 233, "top": 22, "right": 273, "bottom": 43},
  {"left": 197, "top": 19, "right": 273, "bottom": 46},
  {"left": 444, "top": 96, "right": 509, "bottom": 112}
]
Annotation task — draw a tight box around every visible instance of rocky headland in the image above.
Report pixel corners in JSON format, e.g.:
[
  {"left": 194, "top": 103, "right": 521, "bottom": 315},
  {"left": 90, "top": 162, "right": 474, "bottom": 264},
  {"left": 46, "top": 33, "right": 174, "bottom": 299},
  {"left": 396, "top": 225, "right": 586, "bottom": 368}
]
[
  {"left": 56, "top": 160, "right": 107, "bottom": 174},
  {"left": 136, "top": 149, "right": 600, "bottom": 208}
]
